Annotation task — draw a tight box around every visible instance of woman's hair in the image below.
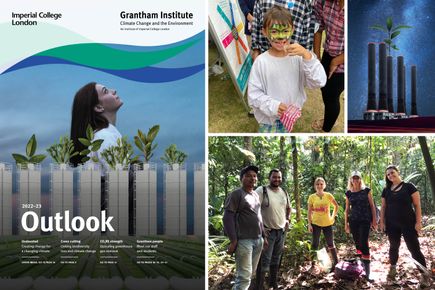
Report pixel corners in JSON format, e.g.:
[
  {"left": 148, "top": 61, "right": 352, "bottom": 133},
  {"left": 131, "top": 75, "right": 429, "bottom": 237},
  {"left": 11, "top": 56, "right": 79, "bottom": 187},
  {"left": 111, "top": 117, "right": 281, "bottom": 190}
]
[
  {"left": 314, "top": 177, "right": 326, "bottom": 190},
  {"left": 385, "top": 165, "right": 400, "bottom": 189},
  {"left": 347, "top": 175, "right": 366, "bottom": 191},
  {"left": 70, "top": 82, "right": 109, "bottom": 166},
  {"left": 263, "top": 5, "right": 294, "bottom": 29}
]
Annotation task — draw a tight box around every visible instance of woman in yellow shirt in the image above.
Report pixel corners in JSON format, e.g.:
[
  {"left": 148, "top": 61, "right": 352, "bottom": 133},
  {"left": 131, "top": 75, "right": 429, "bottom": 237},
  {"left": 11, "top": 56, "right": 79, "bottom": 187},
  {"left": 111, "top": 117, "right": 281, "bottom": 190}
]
[{"left": 308, "top": 177, "right": 339, "bottom": 267}]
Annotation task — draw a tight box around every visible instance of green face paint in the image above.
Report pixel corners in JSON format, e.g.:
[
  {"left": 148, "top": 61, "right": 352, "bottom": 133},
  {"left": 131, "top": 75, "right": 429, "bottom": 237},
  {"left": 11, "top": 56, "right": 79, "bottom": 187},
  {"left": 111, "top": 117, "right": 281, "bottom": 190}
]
[{"left": 268, "top": 23, "right": 293, "bottom": 41}]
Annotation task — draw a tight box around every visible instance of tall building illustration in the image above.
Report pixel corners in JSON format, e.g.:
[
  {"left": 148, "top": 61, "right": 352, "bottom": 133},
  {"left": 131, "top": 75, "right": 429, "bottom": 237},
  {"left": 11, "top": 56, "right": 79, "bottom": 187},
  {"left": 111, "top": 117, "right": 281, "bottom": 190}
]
[
  {"left": 164, "top": 164, "right": 187, "bottom": 236},
  {"left": 194, "top": 163, "right": 205, "bottom": 236},
  {"left": 0, "top": 163, "right": 12, "bottom": 236},
  {"left": 134, "top": 163, "right": 157, "bottom": 236}
]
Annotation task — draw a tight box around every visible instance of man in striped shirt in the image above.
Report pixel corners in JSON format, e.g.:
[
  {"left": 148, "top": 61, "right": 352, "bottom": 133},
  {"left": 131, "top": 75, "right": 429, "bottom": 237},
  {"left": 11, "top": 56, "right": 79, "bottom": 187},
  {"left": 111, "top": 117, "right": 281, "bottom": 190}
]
[{"left": 251, "top": 0, "right": 315, "bottom": 61}]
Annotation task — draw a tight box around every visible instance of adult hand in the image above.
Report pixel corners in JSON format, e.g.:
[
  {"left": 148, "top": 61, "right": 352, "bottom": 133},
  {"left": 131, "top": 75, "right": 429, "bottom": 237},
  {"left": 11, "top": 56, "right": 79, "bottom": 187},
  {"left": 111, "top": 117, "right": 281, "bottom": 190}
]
[
  {"left": 371, "top": 220, "right": 378, "bottom": 231},
  {"left": 247, "top": 13, "right": 254, "bottom": 22},
  {"left": 328, "top": 55, "right": 342, "bottom": 79},
  {"left": 285, "top": 43, "right": 311, "bottom": 60},
  {"left": 252, "top": 49, "right": 261, "bottom": 61},
  {"left": 263, "top": 237, "right": 269, "bottom": 250},
  {"left": 227, "top": 240, "right": 238, "bottom": 255},
  {"left": 278, "top": 103, "right": 288, "bottom": 117},
  {"left": 285, "top": 220, "right": 290, "bottom": 232},
  {"left": 415, "top": 222, "right": 422, "bottom": 235},
  {"left": 345, "top": 223, "right": 350, "bottom": 234},
  {"left": 308, "top": 224, "right": 313, "bottom": 233}
]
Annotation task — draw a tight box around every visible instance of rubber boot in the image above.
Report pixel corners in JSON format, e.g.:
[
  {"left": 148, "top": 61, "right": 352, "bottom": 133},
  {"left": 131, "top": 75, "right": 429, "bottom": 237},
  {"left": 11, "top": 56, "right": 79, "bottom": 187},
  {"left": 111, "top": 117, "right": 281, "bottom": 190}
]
[
  {"left": 329, "top": 248, "right": 339, "bottom": 271},
  {"left": 362, "top": 259, "right": 372, "bottom": 281},
  {"left": 254, "top": 262, "right": 265, "bottom": 290},
  {"left": 268, "top": 265, "right": 279, "bottom": 289}
]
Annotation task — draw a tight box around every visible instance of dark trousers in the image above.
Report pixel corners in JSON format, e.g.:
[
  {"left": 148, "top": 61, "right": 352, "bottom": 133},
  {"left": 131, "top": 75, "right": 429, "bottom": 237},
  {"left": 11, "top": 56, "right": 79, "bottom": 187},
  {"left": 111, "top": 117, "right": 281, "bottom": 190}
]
[
  {"left": 312, "top": 224, "right": 334, "bottom": 250},
  {"left": 260, "top": 229, "right": 285, "bottom": 271},
  {"left": 349, "top": 220, "right": 370, "bottom": 259},
  {"left": 387, "top": 224, "right": 426, "bottom": 269},
  {"left": 320, "top": 51, "right": 344, "bottom": 132}
]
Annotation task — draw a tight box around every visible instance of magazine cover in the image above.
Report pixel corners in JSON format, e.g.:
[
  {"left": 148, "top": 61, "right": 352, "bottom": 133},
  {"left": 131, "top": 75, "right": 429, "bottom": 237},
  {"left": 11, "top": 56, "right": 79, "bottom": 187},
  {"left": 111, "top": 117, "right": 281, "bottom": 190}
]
[
  {"left": 0, "top": 0, "right": 205, "bottom": 289},
  {"left": 347, "top": 0, "right": 435, "bottom": 132}
]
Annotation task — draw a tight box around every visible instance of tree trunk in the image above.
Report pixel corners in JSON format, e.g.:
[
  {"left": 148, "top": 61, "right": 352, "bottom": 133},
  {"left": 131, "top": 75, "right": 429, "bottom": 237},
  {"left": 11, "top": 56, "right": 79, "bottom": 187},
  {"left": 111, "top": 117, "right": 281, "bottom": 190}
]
[
  {"left": 418, "top": 136, "right": 435, "bottom": 209},
  {"left": 291, "top": 137, "right": 301, "bottom": 222},
  {"left": 279, "top": 137, "right": 287, "bottom": 188}
]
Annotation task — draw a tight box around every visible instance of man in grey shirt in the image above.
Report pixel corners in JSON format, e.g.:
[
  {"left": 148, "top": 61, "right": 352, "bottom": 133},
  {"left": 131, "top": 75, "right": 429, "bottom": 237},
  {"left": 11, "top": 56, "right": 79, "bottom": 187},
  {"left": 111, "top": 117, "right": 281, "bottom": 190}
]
[
  {"left": 223, "top": 165, "right": 266, "bottom": 290},
  {"left": 255, "top": 169, "right": 291, "bottom": 289}
]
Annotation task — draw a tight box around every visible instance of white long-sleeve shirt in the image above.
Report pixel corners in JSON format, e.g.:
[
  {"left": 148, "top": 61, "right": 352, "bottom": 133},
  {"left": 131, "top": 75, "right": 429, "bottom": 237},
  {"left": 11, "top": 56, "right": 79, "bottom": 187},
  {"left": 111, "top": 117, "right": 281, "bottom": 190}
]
[
  {"left": 89, "top": 123, "right": 122, "bottom": 174},
  {"left": 248, "top": 51, "right": 326, "bottom": 125}
]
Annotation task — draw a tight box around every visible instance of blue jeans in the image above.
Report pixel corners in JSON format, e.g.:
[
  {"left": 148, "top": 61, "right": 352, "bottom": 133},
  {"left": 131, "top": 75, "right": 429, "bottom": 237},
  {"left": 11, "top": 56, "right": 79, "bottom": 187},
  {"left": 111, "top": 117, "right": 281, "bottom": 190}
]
[
  {"left": 261, "top": 229, "right": 285, "bottom": 272},
  {"left": 233, "top": 237, "right": 263, "bottom": 290}
]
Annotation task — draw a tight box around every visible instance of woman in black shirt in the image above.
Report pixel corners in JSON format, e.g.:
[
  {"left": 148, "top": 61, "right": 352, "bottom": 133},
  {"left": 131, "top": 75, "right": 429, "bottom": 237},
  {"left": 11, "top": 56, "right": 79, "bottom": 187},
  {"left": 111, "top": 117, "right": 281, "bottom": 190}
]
[
  {"left": 344, "top": 171, "right": 377, "bottom": 280},
  {"left": 379, "top": 165, "right": 428, "bottom": 285}
]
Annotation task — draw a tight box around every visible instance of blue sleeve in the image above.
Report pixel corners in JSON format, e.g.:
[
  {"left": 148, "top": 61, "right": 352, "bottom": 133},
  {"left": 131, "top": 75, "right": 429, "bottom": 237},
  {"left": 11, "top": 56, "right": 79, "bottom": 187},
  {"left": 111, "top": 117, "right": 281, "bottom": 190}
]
[{"left": 238, "top": 0, "right": 251, "bottom": 16}]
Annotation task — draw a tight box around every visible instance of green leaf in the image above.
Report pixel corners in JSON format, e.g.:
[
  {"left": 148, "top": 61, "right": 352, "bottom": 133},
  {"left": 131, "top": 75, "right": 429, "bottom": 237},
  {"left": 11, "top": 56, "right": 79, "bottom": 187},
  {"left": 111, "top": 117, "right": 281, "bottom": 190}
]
[
  {"left": 26, "top": 134, "right": 37, "bottom": 157},
  {"left": 91, "top": 139, "right": 104, "bottom": 152},
  {"left": 86, "top": 124, "right": 93, "bottom": 140},
  {"left": 91, "top": 156, "right": 99, "bottom": 163},
  {"left": 148, "top": 125, "right": 160, "bottom": 141},
  {"left": 70, "top": 152, "right": 79, "bottom": 158},
  {"left": 81, "top": 156, "right": 91, "bottom": 163},
  {"left": 80, "top": 149, "right": 91, "bottom": 156},
  {"left": 29, "top": 154, "right": 46, "bottom": 164},
  {"left": 384, "top": 39, "right": 392, "bottom": 45},
  {"left": 386, "top": 17, "right": 393, "bottom": 31},
  {"left": 79, "top": 138, "right": 91, "bottom": 147},
  {"left": 12, "top": 154, "right": 29, "bottom": 164},
  {"left": 138, "top": 129, "right": 146, "bottom": 144},
  {"left": 391, "top": 30, "right": 400, "bottom": 39},
  {"left": 369, "top": 25, "right": 387, "bottom": 32},
  {"left": 392, "top": 25, "right": 412, "bottom": 32},
  {"left": 391, "top": 45, "right": 399, "bottom": 50},
  {"left": 134, "top": 136, "right": 144, "bottom": 151}
]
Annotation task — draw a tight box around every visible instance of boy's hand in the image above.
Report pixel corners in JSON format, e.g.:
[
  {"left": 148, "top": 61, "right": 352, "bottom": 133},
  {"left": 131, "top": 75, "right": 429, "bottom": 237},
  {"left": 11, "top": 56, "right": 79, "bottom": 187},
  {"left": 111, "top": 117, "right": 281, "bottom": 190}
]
[
  {"left": 278, "top": 103, "right": 288, "bottom": 117},
  {"left": 285, "top": 43, "right": 312, "bottom": 60}
]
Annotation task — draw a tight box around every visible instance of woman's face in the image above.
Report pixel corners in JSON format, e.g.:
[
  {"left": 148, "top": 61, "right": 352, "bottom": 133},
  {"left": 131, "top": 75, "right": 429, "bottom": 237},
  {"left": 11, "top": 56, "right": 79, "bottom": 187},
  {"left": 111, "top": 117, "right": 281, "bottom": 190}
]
[
  {"left": 352, "top": 176, "right": 361, "bottom": 186},
  {"left": 95, "top": 84, "right": 123, "bottom": 112},
  {"left": 386, "top": 168, "right": 400, "bottom": 183},
  {"left": 315, "top": 180, "right": 325, "bottom": 191}
]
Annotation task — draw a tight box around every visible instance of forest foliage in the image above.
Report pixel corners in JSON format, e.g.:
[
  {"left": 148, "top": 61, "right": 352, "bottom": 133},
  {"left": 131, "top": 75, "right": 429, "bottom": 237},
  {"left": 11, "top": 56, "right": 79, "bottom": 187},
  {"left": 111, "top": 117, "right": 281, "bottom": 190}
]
[{"left": 208, "top": 136, "right": 435, "bottom": 270}]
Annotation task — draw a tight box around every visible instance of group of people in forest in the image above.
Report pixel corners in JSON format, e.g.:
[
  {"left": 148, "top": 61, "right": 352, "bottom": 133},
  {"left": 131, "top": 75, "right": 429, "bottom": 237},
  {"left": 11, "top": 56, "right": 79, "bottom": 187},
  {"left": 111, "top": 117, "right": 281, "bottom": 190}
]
[
  {"left": 236, "top": 0, "right": 344, "bottom": 132},
  {"left": 223, "top": 165, "right": 431, "bottom": 289}
]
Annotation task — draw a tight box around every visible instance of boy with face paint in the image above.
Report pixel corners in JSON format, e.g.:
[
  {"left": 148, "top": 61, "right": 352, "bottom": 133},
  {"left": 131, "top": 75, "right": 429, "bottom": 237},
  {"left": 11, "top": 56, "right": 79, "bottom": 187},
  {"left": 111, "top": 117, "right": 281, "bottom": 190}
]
[{"left": 248, "top": 6, "right": 326, "bottom": 133}]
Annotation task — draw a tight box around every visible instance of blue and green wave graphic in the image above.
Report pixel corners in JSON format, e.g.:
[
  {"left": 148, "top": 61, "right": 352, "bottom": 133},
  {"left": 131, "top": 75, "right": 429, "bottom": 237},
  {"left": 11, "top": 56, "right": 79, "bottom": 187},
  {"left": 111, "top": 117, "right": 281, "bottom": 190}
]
[{"left": 1, "top": 31, "right": 204, "bottom": 83}]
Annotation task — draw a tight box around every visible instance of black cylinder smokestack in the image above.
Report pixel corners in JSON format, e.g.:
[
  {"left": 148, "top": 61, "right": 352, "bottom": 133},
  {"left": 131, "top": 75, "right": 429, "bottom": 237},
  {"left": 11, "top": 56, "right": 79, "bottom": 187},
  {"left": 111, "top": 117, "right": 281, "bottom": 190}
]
[
  {"left": 378, "top": 43, "right": 388, "bottom": 111},
  {"left": 367, "top": 43, "right": 377, "bottom": 111},
  {"left": 403, "top": 65, "right": 406, "bottom": 114},
  {"left": 411, "top": 65, "right": 418, "bottom": 116},
  {"left": 387, "top": 56, "right": 394, "bottom": 112},
  {"left": 397, "top": 56, "right": 406, "bottom": 114}
]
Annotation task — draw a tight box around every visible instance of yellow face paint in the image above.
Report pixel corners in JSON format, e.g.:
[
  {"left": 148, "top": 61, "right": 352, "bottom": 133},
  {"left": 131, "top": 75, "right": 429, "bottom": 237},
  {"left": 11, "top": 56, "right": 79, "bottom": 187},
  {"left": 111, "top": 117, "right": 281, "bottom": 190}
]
[{"left": 268, "top": 23, "right": 293, "bottom": 41}]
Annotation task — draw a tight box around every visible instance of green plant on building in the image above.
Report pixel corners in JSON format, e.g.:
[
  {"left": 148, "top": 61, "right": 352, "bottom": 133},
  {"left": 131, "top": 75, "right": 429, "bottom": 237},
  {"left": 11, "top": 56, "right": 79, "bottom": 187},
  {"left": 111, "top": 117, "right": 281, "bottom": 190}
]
[
  {"left": 47, "top": 136, "right": 78, "bottom": 165},
  {"left": 134, "top": 125, "right": 160, "bottom": 163},
  {"left": 78, "top": 124, "right": 104, "bottom": 164},
  {"left": 161, "top": 144, "right": 187, "bottom": 169},
  {"left": 370, "top": 16, "right": 412, "bottom": 55},
  {"left": 12, "top": 134, "right": 47, "bottom": 166},
  {"left": 101, "top": 137, "right": 138, "bottom": 170}
]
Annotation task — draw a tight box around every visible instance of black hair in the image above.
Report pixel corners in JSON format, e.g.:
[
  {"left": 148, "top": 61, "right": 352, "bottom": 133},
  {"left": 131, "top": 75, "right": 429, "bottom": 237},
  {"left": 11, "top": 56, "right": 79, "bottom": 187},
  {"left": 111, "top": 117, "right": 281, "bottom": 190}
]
[
  {"left": 385, "top": 165, "right": 399, "bottom": 189},
  {"left": 70, "top": 82, "right": 109, "bottom": 167},
  {"left": 268, "top": 168, "right": 281, "bottom": 178}
]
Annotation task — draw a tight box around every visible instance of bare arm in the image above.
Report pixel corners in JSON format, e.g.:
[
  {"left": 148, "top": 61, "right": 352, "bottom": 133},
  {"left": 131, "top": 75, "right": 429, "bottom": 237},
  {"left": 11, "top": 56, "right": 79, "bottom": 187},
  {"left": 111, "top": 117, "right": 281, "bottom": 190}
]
[
  {"left": 313, "top": 30, "right": 323, "bottom": 60},
  {"left": 367, "top": 190, "right": 377, "bottom": 230},
  {"left": 380, "top": 197, "right": 386, "bottom": 231},
  {"left": 411, "top": 191, "right": 423, "bottom": 233},
  {"left": 308, "top": 203, "right": 313, "bottom": 232},
  {"left": 344, "top": 196, "right": 350, "bottom": 233}
]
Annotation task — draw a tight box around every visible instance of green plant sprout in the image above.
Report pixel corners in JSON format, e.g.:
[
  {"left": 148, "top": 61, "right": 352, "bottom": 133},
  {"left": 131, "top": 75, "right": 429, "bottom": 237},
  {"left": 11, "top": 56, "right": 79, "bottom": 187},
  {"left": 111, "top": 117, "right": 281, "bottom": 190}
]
[
  {"left": 370, "top": 16, "right": 412, "bottom": 55},
  {"left": 12, "top": 134, "right": 47, "bottom": 165},
  {"left": 161, "top": 144, "right": 188, "bottom": 168},
  {"left": 47, "top": 136, "right": 78, "bottom": 165},
  {"left": 134, "top": 125, "right": 160, "bottom": 163},
  {"left": 78, "top": 124, "right": 104, "bottom": 164},
  {"left": 101, "top": 137, "right": 139, "bottom": 170}
]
